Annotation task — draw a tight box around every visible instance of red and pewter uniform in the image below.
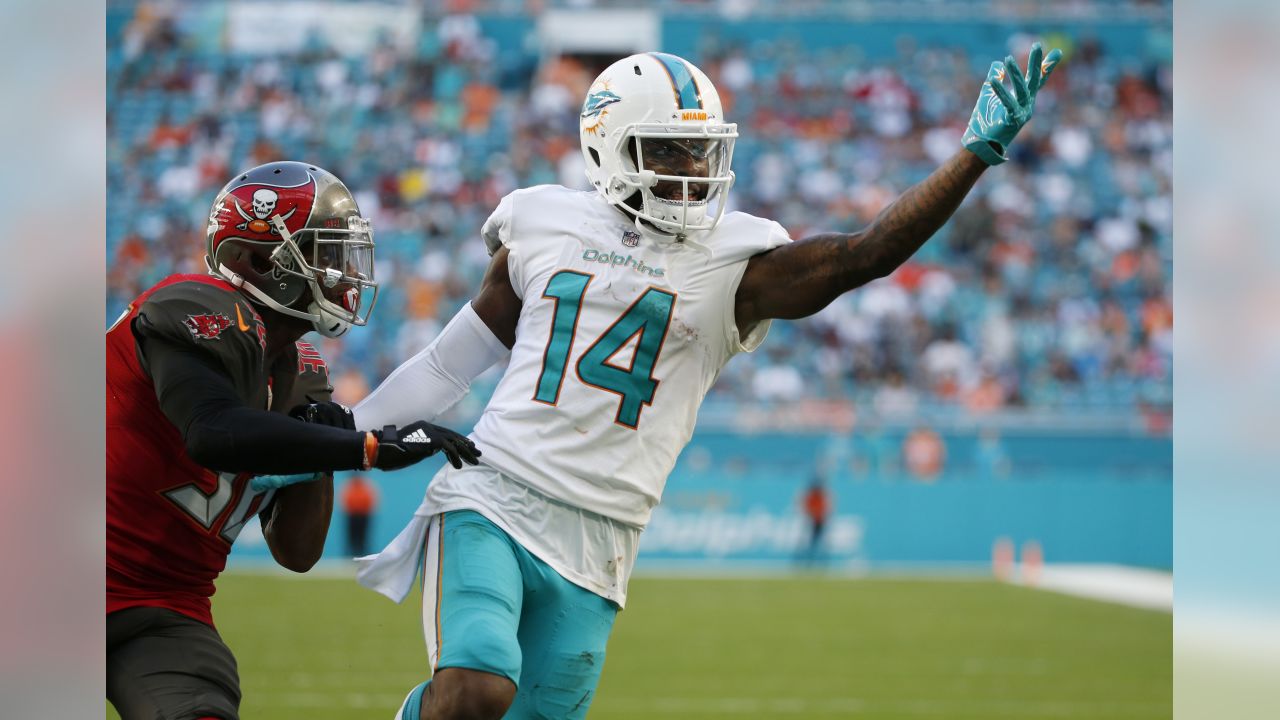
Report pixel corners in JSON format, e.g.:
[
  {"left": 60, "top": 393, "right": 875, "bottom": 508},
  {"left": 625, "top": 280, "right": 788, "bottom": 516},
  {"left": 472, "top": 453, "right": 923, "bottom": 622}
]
[{"left": 106, "top": 274, "right": 332, "bottom": 626}]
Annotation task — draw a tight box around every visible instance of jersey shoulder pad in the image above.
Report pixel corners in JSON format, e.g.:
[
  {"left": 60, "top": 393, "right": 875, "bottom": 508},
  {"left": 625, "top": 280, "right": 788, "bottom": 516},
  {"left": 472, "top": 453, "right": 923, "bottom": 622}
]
[
  {"left": 705, "top": 211, "right": 793, "bottom": 267},
  {"left": 482, "top": 184, "right": 594, "bottom": 256},
  {"left": 135, "top": 279, "right": 265, "bottom": 358}
]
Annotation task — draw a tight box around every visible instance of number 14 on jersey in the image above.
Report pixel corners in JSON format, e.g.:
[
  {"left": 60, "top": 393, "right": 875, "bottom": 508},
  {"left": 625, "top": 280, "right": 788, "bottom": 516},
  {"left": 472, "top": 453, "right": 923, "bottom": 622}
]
[{"left": 534, "top": 270, "right": 676, "bottom": 429}]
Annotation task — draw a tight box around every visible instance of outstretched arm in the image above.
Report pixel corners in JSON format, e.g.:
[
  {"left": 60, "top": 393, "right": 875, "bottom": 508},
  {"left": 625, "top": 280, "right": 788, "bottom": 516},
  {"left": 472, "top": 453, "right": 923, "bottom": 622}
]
[
  {"left": 352, "top": 248, "right": 519, "bottom": 429},
  {"left": 736, "top": 149, "right": 986, "bottom": 330},
  {"left": 141, "top": 335, "right": 371, "bottom": 473},
  {"left": 143, "top": 338, "right": 473, "bottom": 475},
  {"left": 735, "top": 43, "right": 1061, "bottom": 332}
]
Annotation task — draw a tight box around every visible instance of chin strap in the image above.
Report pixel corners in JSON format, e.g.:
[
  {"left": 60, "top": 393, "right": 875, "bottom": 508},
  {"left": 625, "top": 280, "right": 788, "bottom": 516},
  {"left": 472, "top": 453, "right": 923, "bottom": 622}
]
[
  {"left": 215, "top": 262, "right": 246, "bottom": 288},
  {"left": 308, "top": 299, "right": 351, "bottom": 338},
  {"left": 214, "top": 262, "right": 318, "bottom": 325}
]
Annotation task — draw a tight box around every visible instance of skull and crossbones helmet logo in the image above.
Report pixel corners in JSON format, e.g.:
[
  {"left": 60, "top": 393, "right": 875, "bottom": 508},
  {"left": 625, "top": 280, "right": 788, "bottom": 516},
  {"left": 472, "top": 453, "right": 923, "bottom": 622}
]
[
  {"left": 204, "top": 161, "right": 380, "bottom": 338},
  {"left": 231, "top": 187, "right": 298, "bottom": 235}
]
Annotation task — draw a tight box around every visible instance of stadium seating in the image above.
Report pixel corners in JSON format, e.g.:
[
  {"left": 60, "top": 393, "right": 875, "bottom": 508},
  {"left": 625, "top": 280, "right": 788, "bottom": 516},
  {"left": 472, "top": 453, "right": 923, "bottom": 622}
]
[{"left": 106, "top": 1, "right": 1172, "bottom": 425}]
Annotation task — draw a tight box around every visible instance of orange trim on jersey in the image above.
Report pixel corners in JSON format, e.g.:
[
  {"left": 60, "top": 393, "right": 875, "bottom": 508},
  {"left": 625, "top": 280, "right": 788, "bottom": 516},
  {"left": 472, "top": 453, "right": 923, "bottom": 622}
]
[
  {"left": 573, "top": 284, "right": 677, "bottom": 430},
  {"left": 531, "top": 270, "right": 595, "bottom": 407},
  {"left": 434, "top": 514, "right": 445, "bottom": 672},
  {"left": 600, "top": 325, "right": 646, "bottom": 374}
]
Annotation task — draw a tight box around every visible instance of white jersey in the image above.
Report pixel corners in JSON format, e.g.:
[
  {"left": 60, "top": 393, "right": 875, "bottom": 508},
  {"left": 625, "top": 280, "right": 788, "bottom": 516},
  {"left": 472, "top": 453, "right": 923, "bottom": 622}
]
[{"left": 471, "top": 185, "right": 791, "bottom": 527}]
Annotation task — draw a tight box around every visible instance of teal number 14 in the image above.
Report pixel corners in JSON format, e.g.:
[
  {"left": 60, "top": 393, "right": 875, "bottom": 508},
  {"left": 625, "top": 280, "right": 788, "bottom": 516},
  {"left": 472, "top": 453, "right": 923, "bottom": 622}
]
[{"left": 534, "top": 270, "right": 676, "bottom": 429}]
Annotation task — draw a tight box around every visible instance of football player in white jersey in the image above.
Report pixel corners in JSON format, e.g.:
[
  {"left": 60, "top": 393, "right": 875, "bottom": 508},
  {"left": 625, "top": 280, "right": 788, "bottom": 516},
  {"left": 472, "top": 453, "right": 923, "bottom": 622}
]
[{"left": 352, "top": 47, "right": 1061, "bottom": 719}]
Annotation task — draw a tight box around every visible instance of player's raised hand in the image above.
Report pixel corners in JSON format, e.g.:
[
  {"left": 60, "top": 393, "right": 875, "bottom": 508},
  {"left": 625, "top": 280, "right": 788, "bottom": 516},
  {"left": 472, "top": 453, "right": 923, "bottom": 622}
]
[
  {"left": 961, "top": 42, "right": 1063, "bottom": 165},
  {"left": 371, "top": 421, "right": 482, "bottom": 471}
]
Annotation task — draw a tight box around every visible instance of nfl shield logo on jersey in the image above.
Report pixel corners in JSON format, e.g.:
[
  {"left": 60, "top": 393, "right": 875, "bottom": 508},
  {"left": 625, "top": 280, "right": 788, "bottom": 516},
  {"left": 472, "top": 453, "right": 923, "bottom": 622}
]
[{"left": 621, "top": 230, "right": 641, "bottom": 248}]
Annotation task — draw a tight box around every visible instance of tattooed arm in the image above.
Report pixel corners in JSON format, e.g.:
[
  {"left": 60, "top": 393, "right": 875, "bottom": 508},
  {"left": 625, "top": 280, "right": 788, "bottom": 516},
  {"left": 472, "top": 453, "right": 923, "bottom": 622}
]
[
  {"left": 735, "top": 149, "right": 987, "bottom": 333},
  {"left": 735, "top": 44, "right": 1063, "bottom": 333}
]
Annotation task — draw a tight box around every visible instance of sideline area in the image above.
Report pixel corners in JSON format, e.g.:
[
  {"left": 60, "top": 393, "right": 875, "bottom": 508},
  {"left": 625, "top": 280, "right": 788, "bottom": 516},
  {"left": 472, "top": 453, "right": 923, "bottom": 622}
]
[
  {"left": 227, "top": 559, "right": 1173, "bottom": 612},
  {"left": 1012, "top": 563, "right": 1173, "bottom": 612}
]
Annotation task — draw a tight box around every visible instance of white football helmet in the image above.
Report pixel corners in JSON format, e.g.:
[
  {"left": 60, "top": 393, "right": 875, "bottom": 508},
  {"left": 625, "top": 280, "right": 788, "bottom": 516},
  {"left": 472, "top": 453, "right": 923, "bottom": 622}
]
[{"left": 580, "top": 52, "right": 737, "bottom": 239}]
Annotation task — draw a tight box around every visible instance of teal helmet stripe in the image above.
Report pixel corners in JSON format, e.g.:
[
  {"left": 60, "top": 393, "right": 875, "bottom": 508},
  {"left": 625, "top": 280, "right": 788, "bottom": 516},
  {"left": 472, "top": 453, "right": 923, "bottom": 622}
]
[{"left": 649, "top": 52, "right": 703, "bottom": 110}]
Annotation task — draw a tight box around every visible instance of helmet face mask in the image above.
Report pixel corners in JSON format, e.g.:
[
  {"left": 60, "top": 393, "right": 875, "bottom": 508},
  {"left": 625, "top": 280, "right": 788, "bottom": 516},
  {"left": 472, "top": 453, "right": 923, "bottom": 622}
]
[
  {"left": 265, "top": 215, "right": 378, "bottom": 337},
  {"left": 625, "top": 130, "right": 736, "bottom": 234},
  {"left": 205, "top": 161, "right": 378, "bottom": 338},
  {"left": 581, "top": 53, "right": 738, "bottom": 239}
]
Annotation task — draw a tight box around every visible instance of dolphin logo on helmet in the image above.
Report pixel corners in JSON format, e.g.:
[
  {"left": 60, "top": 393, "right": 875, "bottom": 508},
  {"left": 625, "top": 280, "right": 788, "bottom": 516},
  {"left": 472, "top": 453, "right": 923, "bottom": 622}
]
[
  {"left": 582, "top": 89, "right": 623, "bottom": 119},
  {"left": 582, "top": 88, "right": 624, "bottom": 136}
]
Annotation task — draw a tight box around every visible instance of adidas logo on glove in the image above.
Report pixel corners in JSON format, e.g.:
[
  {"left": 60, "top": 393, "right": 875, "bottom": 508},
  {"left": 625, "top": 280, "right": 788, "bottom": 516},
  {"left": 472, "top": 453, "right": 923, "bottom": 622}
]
[{"left": 402, "top": 429, "right": 432, "bottom": 444}]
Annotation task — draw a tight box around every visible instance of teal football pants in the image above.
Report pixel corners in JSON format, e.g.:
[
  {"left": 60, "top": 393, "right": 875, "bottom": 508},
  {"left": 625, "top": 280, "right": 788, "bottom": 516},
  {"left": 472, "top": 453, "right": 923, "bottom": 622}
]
[{"left": 418, "top": 510, "right": 618, "bottom": 719}]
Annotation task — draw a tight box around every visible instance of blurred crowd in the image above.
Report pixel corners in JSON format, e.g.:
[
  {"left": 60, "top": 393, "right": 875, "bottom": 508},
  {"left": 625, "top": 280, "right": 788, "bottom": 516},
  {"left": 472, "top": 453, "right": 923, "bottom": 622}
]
[{"left": 107, "top": 3, "right": 1171, "bottom": 423}]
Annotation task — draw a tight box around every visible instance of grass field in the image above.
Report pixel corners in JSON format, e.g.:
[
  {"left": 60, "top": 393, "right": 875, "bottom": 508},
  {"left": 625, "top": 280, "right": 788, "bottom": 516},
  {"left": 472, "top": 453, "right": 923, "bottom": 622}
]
[{"left": 108, "top": 570, "right": 1170, "bottom": 719}]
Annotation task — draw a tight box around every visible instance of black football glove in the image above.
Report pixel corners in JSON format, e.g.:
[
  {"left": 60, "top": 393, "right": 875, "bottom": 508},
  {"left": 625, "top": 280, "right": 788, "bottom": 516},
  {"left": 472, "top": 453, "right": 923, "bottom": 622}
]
[
  {"left": 372, "top": 422, "right": 481, "bottom": 471},
  {"left": 288, "top": 399, "right": 356, "bottom": 430}
]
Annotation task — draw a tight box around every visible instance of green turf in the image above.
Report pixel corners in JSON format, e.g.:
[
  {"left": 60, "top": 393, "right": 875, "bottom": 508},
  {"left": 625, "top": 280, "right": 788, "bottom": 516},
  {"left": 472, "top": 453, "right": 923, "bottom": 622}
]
[{"left": 109, "top": 571, "right": 1170, "bottom": 719}]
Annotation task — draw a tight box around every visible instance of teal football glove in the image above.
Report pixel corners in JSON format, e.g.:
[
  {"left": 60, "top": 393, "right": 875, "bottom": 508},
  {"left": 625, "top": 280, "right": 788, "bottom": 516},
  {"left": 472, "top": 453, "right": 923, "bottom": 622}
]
[
  {"left": 962, "top": 42, "right": 1063, "bottom": 165},
  {"left": 251, "top": 472, "right": 323, "bottom": 492}
]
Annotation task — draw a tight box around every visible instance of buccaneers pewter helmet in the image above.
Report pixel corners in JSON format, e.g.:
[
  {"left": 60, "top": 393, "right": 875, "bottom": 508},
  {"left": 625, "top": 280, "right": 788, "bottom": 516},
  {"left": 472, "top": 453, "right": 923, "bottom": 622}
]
[{"left": 205, "top": 161, "right": 378, "bottom": 338}]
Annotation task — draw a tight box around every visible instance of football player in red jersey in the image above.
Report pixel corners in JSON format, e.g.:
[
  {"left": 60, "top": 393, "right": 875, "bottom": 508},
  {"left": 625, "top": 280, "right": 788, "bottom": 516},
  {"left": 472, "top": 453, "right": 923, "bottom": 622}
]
[{"left": 106, "top": 161, "right": 481, "bottom": 720}]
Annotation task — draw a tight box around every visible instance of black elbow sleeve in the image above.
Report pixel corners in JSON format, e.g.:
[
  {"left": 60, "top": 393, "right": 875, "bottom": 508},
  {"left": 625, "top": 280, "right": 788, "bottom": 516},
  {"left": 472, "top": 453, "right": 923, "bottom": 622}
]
[
  {"left": 186, "top": 406, "right": 366, "bottom": 475},
  {"left": 184, "top": 421, "right": 239, "bottom": 472},
  {"left": 142, "top": 337, "right": 366, "bottom": 474}
]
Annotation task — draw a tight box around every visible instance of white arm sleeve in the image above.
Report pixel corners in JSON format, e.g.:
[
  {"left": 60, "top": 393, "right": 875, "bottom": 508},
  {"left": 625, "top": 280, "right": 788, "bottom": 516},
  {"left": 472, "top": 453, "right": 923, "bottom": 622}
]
[{"left": 353, "top": 302, "right": 509, "bottom": 430}]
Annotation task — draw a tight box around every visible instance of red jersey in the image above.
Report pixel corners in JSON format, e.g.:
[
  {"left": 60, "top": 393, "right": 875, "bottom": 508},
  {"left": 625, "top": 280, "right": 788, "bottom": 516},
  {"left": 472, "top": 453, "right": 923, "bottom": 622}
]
[{"left": 106, "top": 274, "right": 332, "bottom": 626}]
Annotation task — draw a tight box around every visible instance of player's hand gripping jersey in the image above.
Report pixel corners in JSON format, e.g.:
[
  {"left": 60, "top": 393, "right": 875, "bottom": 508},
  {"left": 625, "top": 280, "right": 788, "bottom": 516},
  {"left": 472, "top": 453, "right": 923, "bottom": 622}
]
[
  {"left": 106, "top": 274, "right": 334, "bottom": 625},
  {"left": 469, "top": 185, "right": 790, "bottom": 527}
]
